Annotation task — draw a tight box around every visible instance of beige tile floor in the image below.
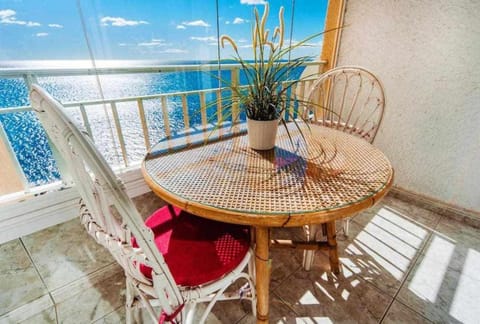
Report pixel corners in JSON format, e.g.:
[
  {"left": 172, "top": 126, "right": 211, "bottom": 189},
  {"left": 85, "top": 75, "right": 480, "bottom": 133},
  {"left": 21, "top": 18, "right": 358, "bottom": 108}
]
[{"left": 1, "top": 192, "right": 479, "bottom": 323}]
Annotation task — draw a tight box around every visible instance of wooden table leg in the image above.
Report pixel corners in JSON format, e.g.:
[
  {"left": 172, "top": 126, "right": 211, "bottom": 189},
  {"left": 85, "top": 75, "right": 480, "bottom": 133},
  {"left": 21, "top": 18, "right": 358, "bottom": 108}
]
[
  {"left": 326, "top": 221, "right": 340, "bottom": 274},
  {"left": 255, "top": 226, "right": 270, "bottom": 323}
]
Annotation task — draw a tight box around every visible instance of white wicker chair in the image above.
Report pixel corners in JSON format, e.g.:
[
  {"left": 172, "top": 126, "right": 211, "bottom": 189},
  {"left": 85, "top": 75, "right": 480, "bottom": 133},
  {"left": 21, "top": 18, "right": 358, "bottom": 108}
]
[
  {"left": 304, "top": 66, "right": 385, "bottom": 144},
  {"left": 30, "top": 84, "right": 256, "bottom": 324},
  {"left": 302, "top": 66, "right": 385, "bottom": 269}
]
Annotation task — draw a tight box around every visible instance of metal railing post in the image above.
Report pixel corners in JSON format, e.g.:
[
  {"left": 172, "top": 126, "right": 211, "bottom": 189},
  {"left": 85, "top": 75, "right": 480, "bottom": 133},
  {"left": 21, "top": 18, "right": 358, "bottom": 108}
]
[
  {"left": 230, "top": 67, "right": 240, "bottom": 126},
  {"left": 23, "top": 73, "right": 38, "bottom": 91}
]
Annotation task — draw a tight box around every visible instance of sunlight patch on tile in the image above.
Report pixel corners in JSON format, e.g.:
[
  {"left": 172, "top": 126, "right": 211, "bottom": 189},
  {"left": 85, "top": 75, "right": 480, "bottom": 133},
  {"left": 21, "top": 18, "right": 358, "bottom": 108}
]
[
  {"left": 350, "top": 278, "right": 360, "bottom": 287},
  {"left": 375, "top": 208, "right": 428, "bottom": 247},
  {"left": 296, "top": 317, "right": 334, "bottom": 323},
  {"left": 345, "top": 243, "right": 364, "bottom": 256},
  {"left": 408, "top": 235, "right": 454, "bottom": 302},
  {"left": 314, "top": 282, "right": 335, "bottom": 301},
  {"left": 299, "top": 290, "right": 321, "bottom": 305},
  {"left": 353, "top": 234, "right": 406, "bottom": 280},
  {"left": 380, "top": 206, "right": 430, "bottom": 238},
  {"left": 345, "top": 207, "right": 431, "bottom": 281},
  {"left": 341, "top": 288, "right": 350, "bottom": 300},
  {"left": 338, "top": 258, "right": 362, "bottom": 275},
  {"left": 358, "top": 224, "right": 414, "bottom": 265},
  {"left": 457, "top": 247, "right": 480, "bottom": 281},
  {"left": 449, "top": 248, "right": 480, "bottom": 323}
]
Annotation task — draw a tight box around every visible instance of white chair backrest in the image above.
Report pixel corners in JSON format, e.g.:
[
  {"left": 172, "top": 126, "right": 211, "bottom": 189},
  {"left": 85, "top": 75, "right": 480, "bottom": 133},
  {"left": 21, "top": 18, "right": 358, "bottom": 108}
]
[
  {"left": 30, "top": 84, "right": 183, "bottom": 310},
  {"left": 305, "top": 66, "right": 385, "bottom": 143}
]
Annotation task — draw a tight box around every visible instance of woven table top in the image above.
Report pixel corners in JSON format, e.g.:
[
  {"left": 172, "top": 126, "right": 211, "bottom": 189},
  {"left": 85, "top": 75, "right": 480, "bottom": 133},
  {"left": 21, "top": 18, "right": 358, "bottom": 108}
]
[{"left": 143, "top": 123, "right": 394, "bottom": 227}]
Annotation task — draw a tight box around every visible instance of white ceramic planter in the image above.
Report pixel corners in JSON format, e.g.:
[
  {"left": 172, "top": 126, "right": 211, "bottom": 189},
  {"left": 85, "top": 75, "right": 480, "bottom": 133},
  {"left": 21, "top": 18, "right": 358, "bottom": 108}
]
[{"left": 246, "top": 118, "right": 280, "bottom": 150}]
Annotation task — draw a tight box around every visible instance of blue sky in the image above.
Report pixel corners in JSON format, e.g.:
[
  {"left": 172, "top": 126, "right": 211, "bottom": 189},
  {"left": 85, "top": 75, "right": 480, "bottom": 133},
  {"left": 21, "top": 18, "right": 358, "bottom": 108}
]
[{"left": 0, "top": 0, "right": 327, "bottom": 61}]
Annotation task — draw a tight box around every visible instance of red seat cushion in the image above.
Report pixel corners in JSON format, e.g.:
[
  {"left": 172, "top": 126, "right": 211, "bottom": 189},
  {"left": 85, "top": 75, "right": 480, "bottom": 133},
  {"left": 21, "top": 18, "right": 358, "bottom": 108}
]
[{"left": 133, "top": 205, "right": 250, "bottom": 287}]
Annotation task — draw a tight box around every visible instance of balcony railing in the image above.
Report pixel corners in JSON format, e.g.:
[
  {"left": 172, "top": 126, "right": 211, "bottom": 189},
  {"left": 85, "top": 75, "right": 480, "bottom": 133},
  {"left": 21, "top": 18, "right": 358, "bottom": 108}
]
[{"left": 0, "top": 61, "right": 325, "bottom": 197}]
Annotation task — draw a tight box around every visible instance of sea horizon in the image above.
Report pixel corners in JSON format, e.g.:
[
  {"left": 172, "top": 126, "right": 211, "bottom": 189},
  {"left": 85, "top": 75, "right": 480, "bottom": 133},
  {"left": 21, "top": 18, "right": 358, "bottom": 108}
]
[
  {"left": 0, "top": 58, "right": 306, "bottom": 70},
  {"left": 0, "top": 59, "right": 240, "bottom": 70}
]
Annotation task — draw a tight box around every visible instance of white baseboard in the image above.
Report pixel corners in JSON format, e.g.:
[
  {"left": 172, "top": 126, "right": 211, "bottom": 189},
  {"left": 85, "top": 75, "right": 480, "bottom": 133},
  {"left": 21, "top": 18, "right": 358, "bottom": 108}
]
[{"left": 0, "top": 167, "right": 150, "bottom": 244}]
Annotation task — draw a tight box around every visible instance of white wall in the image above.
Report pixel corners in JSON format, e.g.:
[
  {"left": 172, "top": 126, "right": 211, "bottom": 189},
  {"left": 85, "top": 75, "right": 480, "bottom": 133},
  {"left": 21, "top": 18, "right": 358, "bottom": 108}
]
[{"left": 337, "top": 0, "right": 480, "bottom": 212}]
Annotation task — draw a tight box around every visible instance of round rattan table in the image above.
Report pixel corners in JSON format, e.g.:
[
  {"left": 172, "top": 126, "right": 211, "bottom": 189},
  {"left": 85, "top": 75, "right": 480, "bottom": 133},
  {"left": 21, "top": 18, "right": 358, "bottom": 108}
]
[{"left": 142, "top": 123, "right": 394, "bottom": 324}]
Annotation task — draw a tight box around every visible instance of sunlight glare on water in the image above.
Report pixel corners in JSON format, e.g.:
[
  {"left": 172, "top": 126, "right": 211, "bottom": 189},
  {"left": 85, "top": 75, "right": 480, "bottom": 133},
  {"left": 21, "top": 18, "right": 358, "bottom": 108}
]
[{"left": 0, "top": 60, "right": 304, "bottom": 186}]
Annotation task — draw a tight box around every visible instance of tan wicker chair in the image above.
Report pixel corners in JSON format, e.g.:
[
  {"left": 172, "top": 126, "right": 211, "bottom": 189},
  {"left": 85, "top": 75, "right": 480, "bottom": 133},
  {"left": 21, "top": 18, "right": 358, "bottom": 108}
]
[
  {"left": 30, "top": 84, "right": 256, "bottom": 324},
  {"left": 302, "top": 66, "right": 385, "bottom": 269}
]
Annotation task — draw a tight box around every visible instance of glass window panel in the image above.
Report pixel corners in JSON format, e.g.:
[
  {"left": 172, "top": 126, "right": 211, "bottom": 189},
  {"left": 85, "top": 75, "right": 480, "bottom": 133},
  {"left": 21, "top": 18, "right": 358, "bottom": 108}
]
[
  {"left": 0, "top": 0, "right": 328, "bottom": 189},
  {"left": 0, "top": 1, "right": 87, "bottom": 186}
]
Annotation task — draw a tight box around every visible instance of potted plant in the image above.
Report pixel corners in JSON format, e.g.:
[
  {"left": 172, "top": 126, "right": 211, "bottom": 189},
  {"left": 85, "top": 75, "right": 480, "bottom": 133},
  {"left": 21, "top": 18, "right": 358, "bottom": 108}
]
[{"left": 216, "top": 3, "right": 328, "bottom": 150}]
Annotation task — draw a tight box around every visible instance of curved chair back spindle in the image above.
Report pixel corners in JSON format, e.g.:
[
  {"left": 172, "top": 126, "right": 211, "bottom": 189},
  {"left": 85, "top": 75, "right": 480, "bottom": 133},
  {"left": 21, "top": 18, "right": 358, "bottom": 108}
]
[{"left": 305, "top": 66, "right": 385, "bottom": 143}]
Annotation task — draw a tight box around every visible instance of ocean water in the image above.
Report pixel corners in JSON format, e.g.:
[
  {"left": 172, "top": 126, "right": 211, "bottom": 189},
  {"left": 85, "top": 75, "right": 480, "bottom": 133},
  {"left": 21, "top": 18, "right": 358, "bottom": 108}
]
[{"left": 0, "top": 60, "right": 304, "bottom": 186}]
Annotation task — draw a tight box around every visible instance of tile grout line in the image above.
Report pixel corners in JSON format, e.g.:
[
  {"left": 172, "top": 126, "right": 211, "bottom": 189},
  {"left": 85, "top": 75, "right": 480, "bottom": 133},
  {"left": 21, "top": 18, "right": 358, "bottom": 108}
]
[
  {"left": 377, "top": 213, "right": 444, "bottom": 323},
  {"left": 234, "top": 314, "right": 247, "bottom": 324},
  {"left": 387, "top": 299, "right": 434, "bottom": 323},
  {"left": 233, "top": 236, "right": 307, "bottom": 323},
  {"left": 235, "top": 253, "right": 306, "bottom": 323},
  {"left": 272, "top": 290, "right": 303, "bottom": 318},
  {"left": 93, "top": 305, "right": 124, "bottom": 323},
  {"left": 271, "top": 263, "right": 303, "bottom": 294},
  {"left": 19, "top": 237, "right": 59, "bottom": 324},
  {"left": 346, "top": 198, "right": 444, "bottom": 322},
  {"left": 35, "top": 258, "right": 119, "bottom": 323},
  {"left": 271, "top": 263, "right": 304, "bottom": 303},
  {"left": 268, "top": 263, "right": 304, "bottom": 319},
  {"left": 46, "top": 260, "right": 118, "bottom": 294}
]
